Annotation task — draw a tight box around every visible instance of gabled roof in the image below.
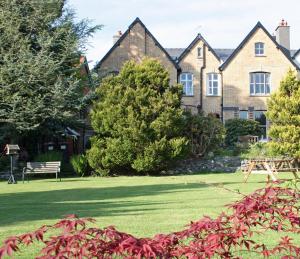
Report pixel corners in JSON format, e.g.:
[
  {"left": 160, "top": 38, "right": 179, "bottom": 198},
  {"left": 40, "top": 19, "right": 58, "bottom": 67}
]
[
  {"left": 214, "top": 49, "right": 235, "bottom": 62},
  {"left": 177, "top": 34, "right": 221, "bottom": 62},
  {"left": 94, "top": 17, "right": 180, "bottom": 70},
  {"left": 165, "top": 48, "right": 185, "bottom": 60},
  {"left": 165, "top": 48, "right": 234, "bottom": 63},
  {"left": 293, "top": 49, "right": 300, "bottom": 58},
  {"left": 219, "top": 22, "right": 300, "bottom": 71}
]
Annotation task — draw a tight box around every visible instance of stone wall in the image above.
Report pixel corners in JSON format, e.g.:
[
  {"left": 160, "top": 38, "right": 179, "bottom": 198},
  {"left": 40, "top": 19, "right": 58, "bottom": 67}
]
[{"left": 165, "top": 156, "right": 242, "bottom": 175}]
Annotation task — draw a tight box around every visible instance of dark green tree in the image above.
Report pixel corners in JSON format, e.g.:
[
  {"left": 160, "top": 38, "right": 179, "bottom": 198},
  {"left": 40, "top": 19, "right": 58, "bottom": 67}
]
[
  {"left": 225, "top": 118, "right": 262, "bottom": 146},
  {"left": 184, "top": 112, "right": 225, "bottom": 156},
  {"left": 88, "top": 58, "right": 188, "bottom": 175},
  {"left": 0, "top": 0, "right": 100, "bottom": 143},
  {"left": 267, "top": 70, "right": 300, "bottom": 158}
]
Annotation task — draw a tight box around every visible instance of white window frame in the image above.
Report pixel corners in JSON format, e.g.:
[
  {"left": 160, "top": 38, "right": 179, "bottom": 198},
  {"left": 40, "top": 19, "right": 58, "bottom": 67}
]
[
  {"left": 250, "top": 72, "right": 271, "bottom": 96},
  {"left": 255, "top": 42, "right": 265, "bottom": 56},
  {"left": 180, "top": 73, "right": 194, "bottom": 96},
  {"left": 207, "top": 73, "right": 220, "bottom": 96}
]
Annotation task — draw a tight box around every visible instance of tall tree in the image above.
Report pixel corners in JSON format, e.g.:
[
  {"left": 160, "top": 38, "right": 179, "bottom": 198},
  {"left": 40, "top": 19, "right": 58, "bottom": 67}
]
[
  {"left": 0, "top": 0, "right": 100, "bottom": 142},
  {"left": 88, "top": 58, "right": 188, "bottom": 175},
  {"left": 267, "top": 70, "right": 300, "bottom": 158}
]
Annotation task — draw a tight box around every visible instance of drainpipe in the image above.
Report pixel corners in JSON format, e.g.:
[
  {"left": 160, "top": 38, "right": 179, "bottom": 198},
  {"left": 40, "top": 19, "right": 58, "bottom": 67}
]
[
  {"left": 200, "top": 45, "right": 206, "bottom": 113},
  {"left": 220, "top": 70, "right": 224, "bottom": 123}
]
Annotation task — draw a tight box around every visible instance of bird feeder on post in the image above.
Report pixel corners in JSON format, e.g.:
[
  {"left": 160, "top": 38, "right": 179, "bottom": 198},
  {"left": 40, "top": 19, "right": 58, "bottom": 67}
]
[{"left": 4, "top": 144, "right": 20, "bottom": 184}]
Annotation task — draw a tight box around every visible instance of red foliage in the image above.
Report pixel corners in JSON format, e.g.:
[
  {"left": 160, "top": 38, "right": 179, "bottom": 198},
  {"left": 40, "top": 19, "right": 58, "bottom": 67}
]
[{"left": 0, "top": 186, "right": 299, "bottom": 258}]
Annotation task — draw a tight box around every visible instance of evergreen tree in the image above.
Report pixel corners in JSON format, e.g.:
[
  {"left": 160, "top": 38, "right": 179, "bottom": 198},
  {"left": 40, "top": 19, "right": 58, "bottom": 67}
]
[
  {"left": 88, "top": 58, "right": 188, "bottom": 175},
  {"left": 0, "top": 0, "right": 100, "bottom": 141},
  {"left": 267, "top": 70, "right": 300, "bottom": 158}
]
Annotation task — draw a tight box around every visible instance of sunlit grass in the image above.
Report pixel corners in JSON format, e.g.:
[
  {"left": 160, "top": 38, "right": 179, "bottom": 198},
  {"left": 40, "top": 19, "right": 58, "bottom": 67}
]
[{"left": 0, "top": 172, "right": 298, "bottom": 258}]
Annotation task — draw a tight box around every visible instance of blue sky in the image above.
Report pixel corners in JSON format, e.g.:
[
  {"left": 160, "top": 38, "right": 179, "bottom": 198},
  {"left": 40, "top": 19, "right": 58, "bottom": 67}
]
[{"left": 68, "top": 0, "right": 300, "bottom": 67}]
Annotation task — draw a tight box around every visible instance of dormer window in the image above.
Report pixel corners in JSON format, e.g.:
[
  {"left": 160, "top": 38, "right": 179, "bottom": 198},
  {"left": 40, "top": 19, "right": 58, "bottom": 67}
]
[
  {"left": 255, "top": 42, "right": 265, "bottom": 56},
  {"left": 197, "top": 47, "right": 203, "bottom": 58}
]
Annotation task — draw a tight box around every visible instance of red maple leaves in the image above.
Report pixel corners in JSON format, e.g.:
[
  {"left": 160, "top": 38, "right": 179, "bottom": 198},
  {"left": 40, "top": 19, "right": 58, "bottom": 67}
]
[{"left": 0, "top": 186, "right": 299, "bottom": 258}]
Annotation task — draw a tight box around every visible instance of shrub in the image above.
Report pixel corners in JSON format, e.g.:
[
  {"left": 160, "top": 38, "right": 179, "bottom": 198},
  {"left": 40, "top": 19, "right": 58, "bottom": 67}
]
[
  {"left": 33, "top": 151, "right": 63, "bottom": 162},
  {"left": 225, "top": 118, "right": 262, "bottom": 146},
  {"left": 1, "top": 186, "right": 299, "bottom": 258},
  {"left": 70, "top": 154, "right": 90, "bottom": 177},
  {"left": 184, "top": 112, "right": 225, "bottom": 156},
  {"left": 267, "top": 70, "right": 300, "bottom": 158},
  {"left": 240, "top": 142, "right": 276, "bottom": 159},
  {"left": 0, "top": 156, "right": 9, "bottom": 171},
  {"left": 33, "top": 151, "right": 73, "bottom": 175},
  {"left": 87, "top": 58, "right": 189, "bottom": 175}
]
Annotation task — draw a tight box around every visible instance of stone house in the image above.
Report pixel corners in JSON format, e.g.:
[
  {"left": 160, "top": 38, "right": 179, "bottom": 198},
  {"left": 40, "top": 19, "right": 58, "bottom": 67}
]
[{"left": 95, "top": 18, "right": 300, "bottom": 137}]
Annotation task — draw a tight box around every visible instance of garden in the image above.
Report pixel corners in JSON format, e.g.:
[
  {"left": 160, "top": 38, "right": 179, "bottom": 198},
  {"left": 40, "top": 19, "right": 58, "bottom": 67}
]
[
  {"left": 1, "top": 1, "right": 300, "bottom": 258},
  {"left": 0, "top": 173, "right": 299, "bottom": 258}
]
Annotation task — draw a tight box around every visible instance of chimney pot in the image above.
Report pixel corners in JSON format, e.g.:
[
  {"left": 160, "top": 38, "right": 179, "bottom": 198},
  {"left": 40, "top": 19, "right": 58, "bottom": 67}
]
[{"left": 113, "top": 30, "right": 122, "bottom": 44}]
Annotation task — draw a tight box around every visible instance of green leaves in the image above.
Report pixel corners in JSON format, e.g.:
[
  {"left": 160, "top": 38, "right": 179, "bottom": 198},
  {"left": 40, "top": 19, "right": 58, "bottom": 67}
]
[
  {"left": 184, "top": 112, "right": 225, "bottom": 156},
  {"left": 225, "top": 118, "right": 262, "bottom": 146},
  {"left": 0, "top": 0, "right": 100, "bottom": 137},
  {"left": 267, "top": 70, "right": 300, "bottom": 158},
  {"left": 88, "top": 58, "right": 188, "bottom": 175}
]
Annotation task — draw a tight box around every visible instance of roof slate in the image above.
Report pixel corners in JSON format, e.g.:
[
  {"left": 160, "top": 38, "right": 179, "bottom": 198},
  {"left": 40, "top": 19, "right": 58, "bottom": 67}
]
[
  {"left": 165, "top": 48, "right": 235, "bottom": 63},
  {"left": 96, "top": 18, "right": 299, "bottom": 71}
]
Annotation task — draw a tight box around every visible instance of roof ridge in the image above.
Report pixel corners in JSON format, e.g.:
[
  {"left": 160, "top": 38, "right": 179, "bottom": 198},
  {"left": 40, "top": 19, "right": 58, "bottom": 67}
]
[
  {"left": 177, "top": 33, "right": 221, "bottom": 62},
  {"left": 95, "top": 17, "right": 180, "bottom": 70},
  {"left": 219, "top": 21, "right": 299, "bottom": 71}
]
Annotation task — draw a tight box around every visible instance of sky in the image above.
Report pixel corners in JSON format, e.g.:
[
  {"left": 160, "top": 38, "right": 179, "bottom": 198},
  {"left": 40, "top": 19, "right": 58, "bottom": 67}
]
[{"left": 68, "top": 0, "right": 300, "bottom": 67}]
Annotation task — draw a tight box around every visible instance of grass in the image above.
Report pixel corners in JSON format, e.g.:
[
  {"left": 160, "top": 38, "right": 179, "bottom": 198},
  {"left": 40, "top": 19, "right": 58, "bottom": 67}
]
[{"left": 0, "top": 172, "right": 298, "bottom": 258}]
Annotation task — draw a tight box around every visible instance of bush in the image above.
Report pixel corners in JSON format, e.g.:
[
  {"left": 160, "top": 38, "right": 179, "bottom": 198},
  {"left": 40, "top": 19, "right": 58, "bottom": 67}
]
[
  {"left": 240, "top": 142, "right": 276, "bottom": 159},
  {"left": 225, "top": 118, "right": 262, "bottom": 146},
  {"left": 87, "top": 58, "right": 189, "bottom": 175},
  {"left": 70, "top": 154, "right": 90, "bottom": 177},
  {"left": 1, "top": 186, "right": 299, "bottom": 258},
  {"left": 33, "top": 151, "right": 73, "bottom": 175},
  {"left": 184, "top": 112, "right": 225, "bottom": 156},
  {"left": 267, "top": 70, "right": 300, "bottom": 158},
  {"left": 34, "top": 151, "right": 63, "bottom": 162},
  {"left": 0, "top": 156, "right": 9, "bottom": 171}
]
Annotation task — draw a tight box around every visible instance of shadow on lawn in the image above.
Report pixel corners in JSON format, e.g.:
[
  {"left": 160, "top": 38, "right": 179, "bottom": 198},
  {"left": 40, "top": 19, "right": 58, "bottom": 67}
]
[{"left": 0, "top": 182, "right": 210, "bottom": 226}]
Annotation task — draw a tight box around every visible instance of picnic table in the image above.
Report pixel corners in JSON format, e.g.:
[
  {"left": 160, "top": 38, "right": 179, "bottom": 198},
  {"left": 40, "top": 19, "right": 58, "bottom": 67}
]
[{"left": 241, "top": 158, "right": 299, "bottom": 183}]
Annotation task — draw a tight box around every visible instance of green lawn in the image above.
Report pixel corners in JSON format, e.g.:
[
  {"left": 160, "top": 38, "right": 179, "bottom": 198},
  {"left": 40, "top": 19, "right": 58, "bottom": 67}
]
[{"left": 0, "top": 172, "right": 298, "bottom": 258}]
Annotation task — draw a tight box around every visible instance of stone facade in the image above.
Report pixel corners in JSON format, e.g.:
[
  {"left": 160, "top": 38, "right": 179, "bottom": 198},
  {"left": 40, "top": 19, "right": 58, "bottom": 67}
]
[
  {"left": 221, "top": 27, "right": 297, "bottom": 121},
  {"left": 178, "top": 37, "right": 222, "bottom": 115},
  {"left": 96, "top": 18, "right": 300, "bottom": 132},
  {"left": 96, "top": 19, "right": 178, "bottom": 85}
]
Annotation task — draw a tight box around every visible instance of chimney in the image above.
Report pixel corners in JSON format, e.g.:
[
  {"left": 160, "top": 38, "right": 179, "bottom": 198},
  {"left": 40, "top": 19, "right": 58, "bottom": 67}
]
[
  {"left": 113, "top": 30, "right": 122, "bottom": 44},
  {"left": 275, "top": 19, "right": 290, "bottom": 50}
]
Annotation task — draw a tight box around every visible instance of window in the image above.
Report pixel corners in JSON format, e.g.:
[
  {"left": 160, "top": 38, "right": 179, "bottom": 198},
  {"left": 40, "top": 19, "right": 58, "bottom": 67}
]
[
  {"left": 180, "top": 73, "right": 193, "bottom": 96},
  {"left": 197, "top": 47, "right": 203, "bottom": 58},
  {"left": 250, "top": 72, "right": 270, "bottom": 95},
  {"left": 255, "top": 42, "right": 264, "bottom": 56},
  {"left": 254, "top": 111, "right": 267, "bottom": 138},
  {"left": 239, "top": 111, "right": 248, "bottom": 120},
  {"left": 207, "top": 73, "right": 219, "bottom": 96}
]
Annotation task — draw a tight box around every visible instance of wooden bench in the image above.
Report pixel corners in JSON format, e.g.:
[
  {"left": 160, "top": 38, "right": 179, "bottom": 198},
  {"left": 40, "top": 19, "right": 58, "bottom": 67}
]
[
  {"left": 241, "top": 158, "right": 299, "bottom": 183},
  {"left": 22, "top": 162, "right": 61, "bottom": 183}
]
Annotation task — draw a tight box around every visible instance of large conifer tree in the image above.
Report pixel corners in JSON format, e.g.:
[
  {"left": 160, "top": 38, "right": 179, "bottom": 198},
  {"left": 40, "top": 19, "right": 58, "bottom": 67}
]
[
  {"left": 88, "top": 58, "right": 188, "bottom": 175},
  {"left": 0, "top": 0, "right": 100, "bottom": 142},
  {"left": 267, "top": 70, "right": 300, "bottom": 158}
]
